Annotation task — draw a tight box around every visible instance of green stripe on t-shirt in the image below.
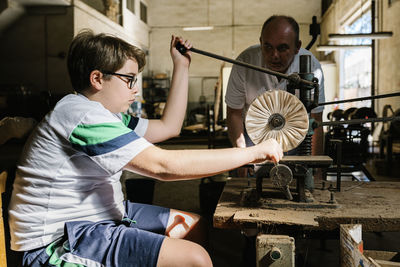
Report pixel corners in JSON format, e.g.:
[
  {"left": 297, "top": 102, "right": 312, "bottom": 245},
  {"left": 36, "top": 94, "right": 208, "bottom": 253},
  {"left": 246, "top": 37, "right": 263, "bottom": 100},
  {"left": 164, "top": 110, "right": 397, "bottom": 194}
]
[
  {"left": 120, "top": 113, "right": 131, "bottom": 127},
  {"left": 70, "top": 122, "right": 131, "bottom": 146}
]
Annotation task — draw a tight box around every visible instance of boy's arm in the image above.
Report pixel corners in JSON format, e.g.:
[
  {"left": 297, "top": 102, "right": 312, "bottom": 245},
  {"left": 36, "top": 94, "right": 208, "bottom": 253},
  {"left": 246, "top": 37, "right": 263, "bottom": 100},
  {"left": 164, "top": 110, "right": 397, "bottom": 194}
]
[
  {"left": 144, "top": 36, "right": 192, "bottom": 143},
  {"left": 124, "top": 138, "right": 283, "bottom": 181}
]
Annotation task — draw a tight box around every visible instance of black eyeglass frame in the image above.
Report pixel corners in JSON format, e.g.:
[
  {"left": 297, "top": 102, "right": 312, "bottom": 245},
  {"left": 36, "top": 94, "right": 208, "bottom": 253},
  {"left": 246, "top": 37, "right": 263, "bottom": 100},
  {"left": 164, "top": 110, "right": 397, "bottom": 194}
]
[{"left": 103, "top": 72, "right": 138, "bottom": 89}]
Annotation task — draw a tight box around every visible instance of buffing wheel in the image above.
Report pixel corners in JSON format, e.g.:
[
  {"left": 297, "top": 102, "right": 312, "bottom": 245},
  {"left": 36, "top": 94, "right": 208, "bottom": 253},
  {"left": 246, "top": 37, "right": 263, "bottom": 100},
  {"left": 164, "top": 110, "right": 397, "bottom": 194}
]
[{"left": 245, "top": 90, "right": 309, "bottom": 152}]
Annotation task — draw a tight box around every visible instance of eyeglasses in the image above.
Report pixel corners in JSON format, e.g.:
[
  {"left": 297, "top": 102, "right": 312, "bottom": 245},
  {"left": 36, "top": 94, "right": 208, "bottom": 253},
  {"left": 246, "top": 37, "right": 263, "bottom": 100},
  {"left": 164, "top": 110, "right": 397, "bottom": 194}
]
[{"left": 103, "top": 72, "right": 138, "bottom": 89}]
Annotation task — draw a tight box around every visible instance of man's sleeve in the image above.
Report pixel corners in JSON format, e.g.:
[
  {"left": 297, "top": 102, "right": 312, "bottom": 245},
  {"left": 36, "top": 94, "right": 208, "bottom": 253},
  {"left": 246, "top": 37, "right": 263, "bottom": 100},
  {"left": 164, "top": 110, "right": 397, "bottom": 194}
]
[{"left": 225, "top": 60, "right": 246, "bottom": 110}]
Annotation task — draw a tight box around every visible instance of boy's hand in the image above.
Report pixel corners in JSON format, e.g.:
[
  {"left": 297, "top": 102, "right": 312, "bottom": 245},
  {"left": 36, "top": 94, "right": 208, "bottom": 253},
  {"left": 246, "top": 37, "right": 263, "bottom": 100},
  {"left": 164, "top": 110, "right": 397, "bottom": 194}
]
[
  {"left": 252, "top": 138, "right": 283, "bottom": 164},
  {"left": 170, "top": 35, "right": 192, "bottom": 67}
]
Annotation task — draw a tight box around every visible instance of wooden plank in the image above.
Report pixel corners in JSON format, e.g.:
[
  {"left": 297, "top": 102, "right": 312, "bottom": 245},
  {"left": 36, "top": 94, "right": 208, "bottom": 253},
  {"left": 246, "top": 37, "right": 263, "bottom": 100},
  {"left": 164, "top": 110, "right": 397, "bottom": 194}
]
[
  {"left": 368, "top": 257, "right": 382, "bottom": 267},
  {"left": 364, "top": 250, "right": 400, "bottom": 267},
  {"left": 233, "top": 209, "right": 319, "bottom": 227},
  {"left": 340, "top": 224, "right": 367, "bottom": 267},
  {"left": 364, "top": 250, "right": 400, "bottom": 262},
  {"left": 0, "top": 171, "right": 6, "bottom": 194},
  {"left": 0, "top": 218, "right": 6, "bottom": 267},
  {"left": 278, "top": 155, "right": 333, "bottom": 164},
  {"left": 213, "top": 178, "right": 400, "bottom": 232},
  {"left": 374, "top": 259, "right": 400, "bottom": 267},
  {"left": 256, "top": 155, "right": 333, "bottom": 165},
  {"left": 0, "top": 171, "right": 7, "bottom": 267}
]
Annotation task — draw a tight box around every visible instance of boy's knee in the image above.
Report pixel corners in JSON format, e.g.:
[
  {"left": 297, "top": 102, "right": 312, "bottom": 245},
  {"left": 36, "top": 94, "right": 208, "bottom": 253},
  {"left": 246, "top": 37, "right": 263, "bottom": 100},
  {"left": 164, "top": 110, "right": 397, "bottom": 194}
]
[
  {"left": 187, "top": 244, "right": 213, "bottom": 267},
  {"left": 158, "top": 239, "right": 212, "bottom": 267}
]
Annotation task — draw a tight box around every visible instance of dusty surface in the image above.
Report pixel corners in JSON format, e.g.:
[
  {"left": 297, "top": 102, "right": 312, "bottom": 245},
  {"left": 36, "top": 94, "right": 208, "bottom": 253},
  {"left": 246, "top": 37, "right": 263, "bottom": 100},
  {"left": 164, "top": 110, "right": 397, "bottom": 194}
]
[{"left": 213, "top": 178, "right": 400, "bottom": 232}]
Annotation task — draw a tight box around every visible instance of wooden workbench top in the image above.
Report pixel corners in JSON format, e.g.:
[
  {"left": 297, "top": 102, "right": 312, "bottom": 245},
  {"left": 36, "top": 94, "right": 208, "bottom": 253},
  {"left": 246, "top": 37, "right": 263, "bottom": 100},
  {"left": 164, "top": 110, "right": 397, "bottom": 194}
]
[{"left": 213, "top": 178, "right": 400, "bottom": 232}]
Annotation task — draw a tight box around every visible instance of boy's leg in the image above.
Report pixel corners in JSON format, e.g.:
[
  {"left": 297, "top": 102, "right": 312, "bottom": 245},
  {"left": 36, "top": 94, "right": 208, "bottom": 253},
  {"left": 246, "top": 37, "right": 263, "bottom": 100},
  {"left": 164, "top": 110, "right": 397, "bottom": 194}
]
[
  {"left": 124, "top": 201, "right": 209, "bottom": 247},
  {"left": 124, "top": 202, "right": 212, "bottom": 266},
  {"left": 166, "top": 209, "right": 209, "bottom": 248},
  {"left": 139, "top": 205, "right": 212, "bottom": 267},
  {"left": 157, "top": 237, "right": 212, "bottom": 267}
]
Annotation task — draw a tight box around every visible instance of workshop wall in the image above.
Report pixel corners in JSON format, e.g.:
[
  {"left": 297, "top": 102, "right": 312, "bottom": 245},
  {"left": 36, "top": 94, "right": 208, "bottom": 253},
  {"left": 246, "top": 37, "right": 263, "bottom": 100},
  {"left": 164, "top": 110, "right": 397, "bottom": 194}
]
[
  {"left": 0, "top": 1, "right": 25, "bottom": 34},
  {"left": 147, "top": 0, "right": 322, "bottom": 103},
  {"left": 73, "top": 0, "right": 150, "bottom": 93},
  {"left": 0, "top": 0, "right": 149, "bottom": 96},
  {"left": 0, "top": 6, "right": 73, "bottom": 95}
]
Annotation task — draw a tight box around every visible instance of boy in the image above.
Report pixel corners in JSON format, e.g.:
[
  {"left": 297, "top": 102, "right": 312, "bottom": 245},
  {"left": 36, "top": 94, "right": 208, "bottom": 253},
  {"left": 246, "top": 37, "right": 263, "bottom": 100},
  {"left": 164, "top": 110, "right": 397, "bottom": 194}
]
[{"left": 9, "top": 30, "right": 283, "bottom": 267}]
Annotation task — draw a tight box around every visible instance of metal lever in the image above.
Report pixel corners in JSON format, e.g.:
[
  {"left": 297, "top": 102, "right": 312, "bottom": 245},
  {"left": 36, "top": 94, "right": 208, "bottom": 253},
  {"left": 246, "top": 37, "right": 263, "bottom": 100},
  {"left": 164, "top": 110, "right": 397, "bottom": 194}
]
[{"left": 175, "top": 42, "right": 318, "bottom": 88}]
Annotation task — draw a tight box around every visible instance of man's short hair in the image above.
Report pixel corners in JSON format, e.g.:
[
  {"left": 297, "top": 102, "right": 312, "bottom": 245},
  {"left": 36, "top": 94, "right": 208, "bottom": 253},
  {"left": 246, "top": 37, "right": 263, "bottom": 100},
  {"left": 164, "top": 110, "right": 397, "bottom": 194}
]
[
  {"left": 67, "top": 29, "right": 146, "bottom": 92},
  {"left": 260, "top": 15, "right": 300, "bottom": 44}
]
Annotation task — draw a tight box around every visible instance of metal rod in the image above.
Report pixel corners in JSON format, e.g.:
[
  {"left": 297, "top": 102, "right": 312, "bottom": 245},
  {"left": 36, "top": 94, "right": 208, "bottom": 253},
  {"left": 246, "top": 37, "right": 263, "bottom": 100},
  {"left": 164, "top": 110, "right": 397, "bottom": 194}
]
[
  {"left": 372, "top": 0, "right": 376, "bottom": 115},
  {"left": 371, "top": 0, "right": 377, "bottom": 134},
  {"left": 335, "top": 140, "right": 342, "bottom": 192},
  {"left": 319, "top": 116, "right": 400, "bottom": 127},
  {"left": 318, "top": 92, "right": 400, "bottom": 106},
  {"left": 189, "top": 47, "right": 291, "bottom": 80},
  {"left": 176, "top": 43, "right": 317, "bottom": 87}
]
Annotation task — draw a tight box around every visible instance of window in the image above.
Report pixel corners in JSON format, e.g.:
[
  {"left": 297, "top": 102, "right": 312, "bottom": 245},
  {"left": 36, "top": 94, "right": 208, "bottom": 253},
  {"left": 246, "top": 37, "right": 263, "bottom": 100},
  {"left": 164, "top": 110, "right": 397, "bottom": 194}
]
[
  {"left": 339, "top": 11, "right": 372, "bottom": 110},
  {"left": 140, "top": 1, "right": 147, "bottom": 23},
  {"left": 127, "top": 0, "right": 135, "bottom": 13}
]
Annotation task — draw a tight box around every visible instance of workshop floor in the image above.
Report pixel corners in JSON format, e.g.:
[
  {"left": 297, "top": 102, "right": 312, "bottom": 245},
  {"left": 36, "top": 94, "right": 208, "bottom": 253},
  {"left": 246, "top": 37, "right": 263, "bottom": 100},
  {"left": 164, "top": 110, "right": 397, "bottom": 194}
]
[{"left": 123, "top": 165, "right": 400, "bottom": 267}]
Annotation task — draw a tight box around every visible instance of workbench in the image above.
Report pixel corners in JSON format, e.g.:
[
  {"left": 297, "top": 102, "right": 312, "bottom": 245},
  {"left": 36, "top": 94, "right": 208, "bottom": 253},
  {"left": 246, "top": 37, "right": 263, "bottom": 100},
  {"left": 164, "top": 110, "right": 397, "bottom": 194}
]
[{"left": 213, "top": 178, "right": 400, "bottom": 233}]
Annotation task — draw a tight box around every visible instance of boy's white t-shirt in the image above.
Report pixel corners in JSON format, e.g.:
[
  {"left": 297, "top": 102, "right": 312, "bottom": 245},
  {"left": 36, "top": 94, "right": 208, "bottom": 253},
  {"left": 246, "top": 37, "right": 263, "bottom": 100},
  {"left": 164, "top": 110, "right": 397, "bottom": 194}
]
[{"left": 9, "top": 94, "right": 152, "bottom": 251}]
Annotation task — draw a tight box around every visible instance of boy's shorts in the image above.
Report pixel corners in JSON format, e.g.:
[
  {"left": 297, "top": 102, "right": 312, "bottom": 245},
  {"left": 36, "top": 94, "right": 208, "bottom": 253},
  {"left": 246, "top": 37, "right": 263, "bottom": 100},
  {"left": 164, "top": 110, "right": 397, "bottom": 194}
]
[{"left": 23, "top": 201, "right": 170, "bottom": 267}]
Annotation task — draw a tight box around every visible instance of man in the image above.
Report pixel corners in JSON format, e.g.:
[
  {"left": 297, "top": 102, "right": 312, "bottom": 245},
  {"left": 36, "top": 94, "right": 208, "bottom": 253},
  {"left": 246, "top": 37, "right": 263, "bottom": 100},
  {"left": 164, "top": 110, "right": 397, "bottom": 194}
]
[{"left": 225, "top": 15, "right": 325, "bottom": 193}]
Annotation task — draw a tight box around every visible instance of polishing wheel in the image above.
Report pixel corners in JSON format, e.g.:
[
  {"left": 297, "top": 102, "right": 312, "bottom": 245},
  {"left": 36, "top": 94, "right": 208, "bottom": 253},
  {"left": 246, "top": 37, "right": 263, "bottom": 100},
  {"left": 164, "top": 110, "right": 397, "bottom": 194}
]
[{"left": 245, "top": 90, "right": 309, "bottom": 152}]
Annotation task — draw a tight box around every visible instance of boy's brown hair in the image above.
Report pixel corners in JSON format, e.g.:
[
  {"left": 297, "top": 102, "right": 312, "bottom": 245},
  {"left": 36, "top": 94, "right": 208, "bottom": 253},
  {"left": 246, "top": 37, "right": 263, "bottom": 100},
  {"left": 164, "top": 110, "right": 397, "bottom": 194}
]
[{"left": 67, "top": 29, "right": 146, "bottom": 92}]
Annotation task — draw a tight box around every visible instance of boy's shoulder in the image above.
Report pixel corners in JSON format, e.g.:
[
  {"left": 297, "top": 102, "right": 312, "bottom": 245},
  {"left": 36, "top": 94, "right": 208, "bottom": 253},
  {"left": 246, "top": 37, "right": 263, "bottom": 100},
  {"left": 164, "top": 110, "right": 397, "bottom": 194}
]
[
  {"left": 55, "top": 93, "right": 97, "bottom": 109},
  {"left": 48, "top": 94, "right": 115, "bottom": 134},
  {"left": 53, "top": 94, "right": 104, "bottom": 118}
]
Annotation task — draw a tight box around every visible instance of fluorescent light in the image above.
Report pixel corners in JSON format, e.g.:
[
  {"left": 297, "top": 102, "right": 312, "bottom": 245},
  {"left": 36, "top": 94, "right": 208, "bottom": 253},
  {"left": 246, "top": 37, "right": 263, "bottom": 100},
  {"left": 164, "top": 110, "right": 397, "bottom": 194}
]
[
  {"left": 316, "top": 44, "right": 371, "bottom": 51},
  {"left": 328, "top": 32, "right": 393, "bottom": 40},
  {"left": 183, "top": 26, "right": 214, "bottom": 31}
]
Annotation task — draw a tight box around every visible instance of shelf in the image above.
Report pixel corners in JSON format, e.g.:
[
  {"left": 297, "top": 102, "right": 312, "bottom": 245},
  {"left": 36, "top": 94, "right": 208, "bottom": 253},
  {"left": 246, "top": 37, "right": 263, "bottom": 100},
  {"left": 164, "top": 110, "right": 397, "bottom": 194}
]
[{"left": 142, "top": 76, "right": 171, "bottom": 118}]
